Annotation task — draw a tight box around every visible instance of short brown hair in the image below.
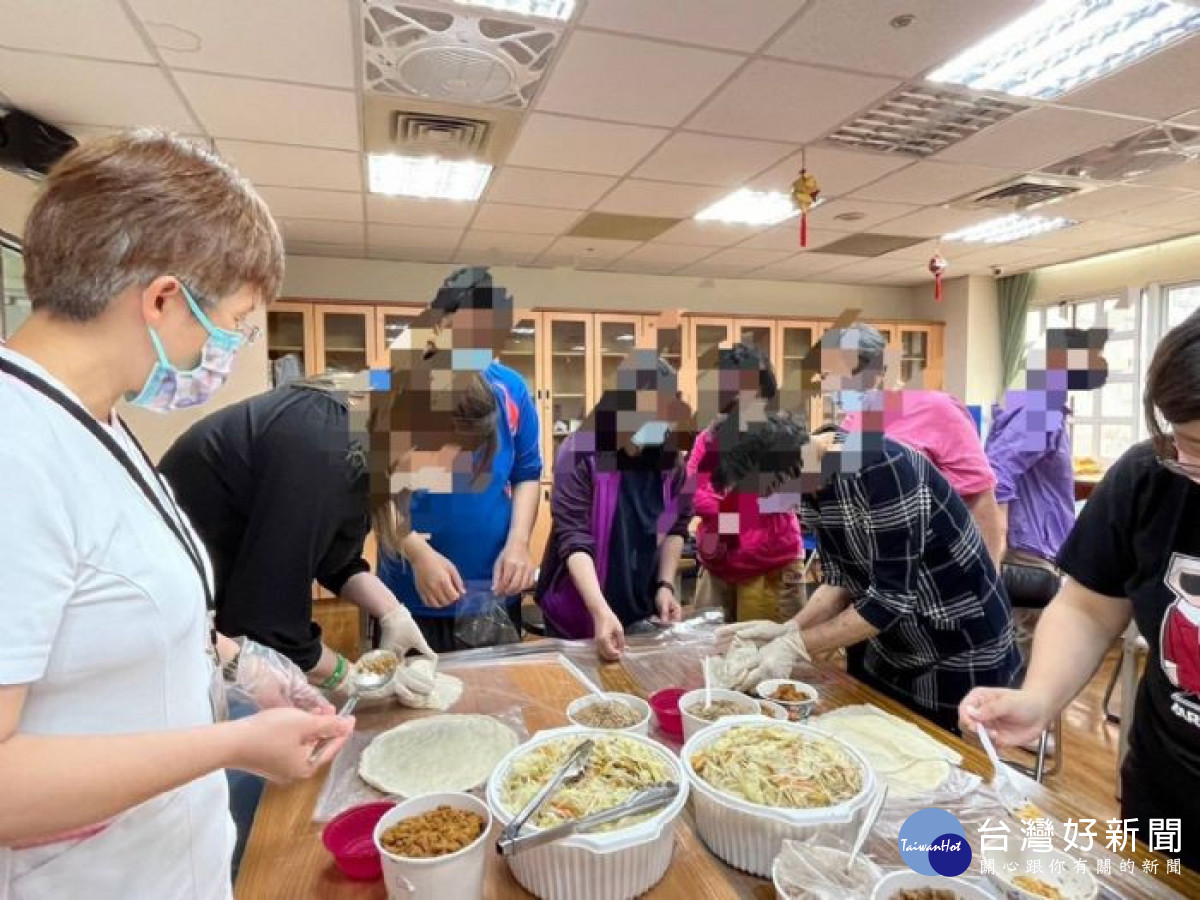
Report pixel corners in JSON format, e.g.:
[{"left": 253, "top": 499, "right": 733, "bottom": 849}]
[
  {"left": 23, "top": 129, "right": 283, "bottom": 321},
  {"left": 1145, "top": 309, "right": 1200, "bottom": 456}
]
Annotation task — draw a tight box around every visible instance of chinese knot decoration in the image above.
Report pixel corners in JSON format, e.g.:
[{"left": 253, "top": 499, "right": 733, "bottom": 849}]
[
  {"left": 929, "top": 252, "right": 948, "bottom": 302},
  {"left": 790, "top": 167, "right": 820, "bottom": 248}
]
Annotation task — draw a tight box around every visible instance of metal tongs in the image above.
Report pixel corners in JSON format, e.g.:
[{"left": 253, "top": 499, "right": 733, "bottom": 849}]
[
  {"left": 498, "top": 781, "right": 680, "bottom": 857},
  {"left": 498, "top": 739, "right": 595, "bottom": 851}
]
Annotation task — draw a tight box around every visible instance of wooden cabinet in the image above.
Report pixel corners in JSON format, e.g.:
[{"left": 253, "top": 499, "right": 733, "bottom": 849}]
[
  {"left": 373, "top": 305, "right": 423, "bottom": 366},
  {"left": 266, "top": 302, "right": 315, "bottom": 382},
  {"left": 542, "top": 313, "right": 593, "bottom": 471},
  {"left": 314, "top": 304, "right": 376, "bottom": 375}
]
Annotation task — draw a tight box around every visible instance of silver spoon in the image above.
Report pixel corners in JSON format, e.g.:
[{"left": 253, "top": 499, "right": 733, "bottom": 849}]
[{"left": 307, "top": 654, "right": 398, "bottom": 764}]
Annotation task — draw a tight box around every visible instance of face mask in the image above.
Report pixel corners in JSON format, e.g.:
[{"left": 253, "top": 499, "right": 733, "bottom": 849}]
[
  {"left": 127, "top": 284, "right": 245, "bottom": 413},
  {"left": 631, "top": 420, "right": 671, "bottom": 448},
  {"left": 835, "top": 389, "right": 869, "bottom": 413},
  {"left": 450, "top": 347, "right": 493, "bottom": 371}
]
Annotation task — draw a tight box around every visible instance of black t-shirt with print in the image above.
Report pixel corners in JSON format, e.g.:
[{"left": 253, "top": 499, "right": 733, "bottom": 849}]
[{"left": 1057, "top": 441, "right": 1200, "bottom": 855}]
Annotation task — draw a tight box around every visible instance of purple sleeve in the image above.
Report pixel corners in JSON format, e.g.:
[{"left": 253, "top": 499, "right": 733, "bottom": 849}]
[
  {"left": 667, "top": 465, "right": 693, "bottom": 539},
  {"left": 551, "top": 448, "right": 596, "bottom": 562},
  {"left": 985, "top": 409, "right": 1048, "bottom": 504}
]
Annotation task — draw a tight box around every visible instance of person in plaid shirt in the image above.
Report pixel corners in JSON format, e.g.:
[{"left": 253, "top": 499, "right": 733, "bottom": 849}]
[{"left": 715, "top": 414, "right": 1018, "bottom": 732}]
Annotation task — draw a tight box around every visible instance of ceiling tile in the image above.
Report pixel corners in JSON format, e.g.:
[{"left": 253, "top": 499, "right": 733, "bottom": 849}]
[
  {"left": 753, "top": 251, "right": 851, "bottom": 279},
  {"left": 175, "top": 72, "right": 358, "bottom": 149},
  {"left": 257, "top": 186, "right": 362, "bottom": 222},
  {"left": 806, "top": 198, "right": 916, "bottom": 230},
  {"left": 633, "top": 132, "right": 796, "bottom": 186},
  {"left": 690, "top": 247, "right": 794, "bottom": 276},
  {"left": 582, "top": 0, "right": 803, "bottom": 53},
  {"left": 0, "top": 50, "right": 197, "bottom": 130},
  {"left": 286, "top": 241, "right": 364, "bottom": 259},
  {"left": 536, "top": 31, "right": 742, "bottom": 127},
  {"left": 458, "top": 231, "right": 556, "bottom": 254},
  {"left": 881, "top": 238, "right": 942, "bottom": 261},
  {"left": 276, "top": 218, "right": 363, "bottom": 246},
  {"left": 216, "top": 140, "right": 362, "bottom": 193},
  {"left": 1100, "top": 195, "right": 1200, "bottom": 229},
  {"left": 952, "top": 245, "right": 1066, "bottom": 271},
  {"left": 850, "top": 161, "right": 1009, "bottom": 204},
  {"left": 455, "top": 248, "right": 542, "bottom": 267},
  {"left": 1011, "top": 220, "right": 1152, "bottom": 250},
  {"left": 687, "top": 60, "right": 898, "bottom": 143},
  {"left": 823, "top": 256, "right": 917, "bottom": 279},
  {"left": 485, "top": 167, "right": 617, "bottom": 209},
  {"left": 654, "top": 219, "right": 766, "bottom": 247},
  {"left": 506, "top": 113, "right": 669, "bottom": 176},
  {"left": 594, "top": 180, "right": 726, "bottom": 218},
  {"left": 1130, "top": 159, "right": 1200, "bottom": 191},
  {"left": 620, "top": 243, "right": 718, "bottom": 267},
  {"left": 877, "top": 205, "right": 999, "bottom": 239},
  {"left": 369, "top": 224, "right": 463, "bottom": 251},
  {"left": 1044, "top": 184, "right": 1189, "bottom": 220},
  {"left": 751, "top": 145, "right": 913, "bottom": 196},
  {"left": 539, "top": 236, "right": 642, "bottom": 264},
  {"left": 472, "top": 203, "right": 582, "bottom": 234},
  {"left": 368, "top": 246, "right": 456, "bottom": 264},
  {"left": 0, "top": 0, "right": 154, "bottom": 62},
  {"left": 1173, "top": 110, "right": 1200, "bottom": 128},
  {"left": 935, "top": 107, "right": 1146, "bottom": 170},
  {"left": 1066, "top": 35, "right": 1200, "bottom": 122},
  {"left": 767, "top": 0, "right": 1035, "bottom": 79},
  {"left": 738, "top": 223, "right": 845, "bottom": 251},
  {"left": 128, "top": 0, "right": 354, "bottom": 88},
  {"left": 366, "top": 195, "right": 477, "bottom": 229}
]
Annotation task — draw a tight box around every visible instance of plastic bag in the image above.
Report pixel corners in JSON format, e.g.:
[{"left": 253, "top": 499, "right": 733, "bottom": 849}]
[
  {"left": 772, "top": 836, "right": 884, "bottom": 900},
  {"left": 454, "top": 581, "right": 521, "bottom": 649}
]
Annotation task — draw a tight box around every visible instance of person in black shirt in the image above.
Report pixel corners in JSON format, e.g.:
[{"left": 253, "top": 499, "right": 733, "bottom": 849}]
[{"left": 960, "top": 311, "right": 1200, "bottom": 870}]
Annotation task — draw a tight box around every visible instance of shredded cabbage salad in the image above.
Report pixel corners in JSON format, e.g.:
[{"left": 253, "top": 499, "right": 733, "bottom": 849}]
[
  {"left": 691, "top": 725, "right": 863, "bottom": 808},
  {"left": 501, "top": 736, "right": 674, "bottom": 832}
]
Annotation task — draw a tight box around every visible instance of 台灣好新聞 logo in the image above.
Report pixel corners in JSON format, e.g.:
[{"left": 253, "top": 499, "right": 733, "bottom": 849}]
[{"left": 898, "top": 808, "right": 973, "bottom": 877}]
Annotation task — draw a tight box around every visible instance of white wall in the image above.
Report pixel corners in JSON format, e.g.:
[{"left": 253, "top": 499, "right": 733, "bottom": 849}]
[
  {"left": 1031, "top": 232, "right": 1200, "bottom": 304},
  {"left": 910, "top": 274, "right": 1002, "bottom": 406},
  {"left": 281, "top": 255, "right": 922, "bottom": 320}
]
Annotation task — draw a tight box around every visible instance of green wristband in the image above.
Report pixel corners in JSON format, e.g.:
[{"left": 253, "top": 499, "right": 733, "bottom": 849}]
[{"left": 320, "top": 654, "right": 348, "bottom": 691}]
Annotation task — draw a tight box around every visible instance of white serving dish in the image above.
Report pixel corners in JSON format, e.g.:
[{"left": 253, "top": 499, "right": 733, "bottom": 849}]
[
  {"left": 373, "top": 792, "right": 492, "bottom": 900},
  {"left": 566, "top": 693, "right": 651, "bottom": 736},
  {"left": 871, "top": 870, "right": 994, "bottom": 900},
  {"left": 984, "top": 848, "right": 1099, "bottom": 900},
  {"left": 755, "top": 679, "right": 819, "bottom": 719},
  {"left": 486, "top": 726, "right": 689, "bottom": 900},
  {"left": 682, "top": 719, "right": 877, "bottom": 878},
  {"left": 679, "top": 688, "right": 760, "bottom": 741}
]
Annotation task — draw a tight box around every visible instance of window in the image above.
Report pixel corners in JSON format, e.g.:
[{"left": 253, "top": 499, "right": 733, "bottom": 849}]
[
  {"left": 1025, "top": 294, "right": 1140, "bottom": 466},
  {"left": 0, "top": 235, "right": 28, "bottom": 341},
  {"left": 1166, "top": 281, "right": 1200, "bottom": 329}
]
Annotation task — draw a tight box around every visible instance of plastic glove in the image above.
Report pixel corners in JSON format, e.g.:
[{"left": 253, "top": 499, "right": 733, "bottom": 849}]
[
  {"left": 736, "top": 623, "right": 810, "bottom": 690},
  {"left": 714, "top": 619, "right": 793, "bottom": 654},
  {"left": 226, "top": 639, "right": 334, "bottom": 714},
  {"left": 391, "top": 658, "right": 440, "bottom": 708},
  {"left": 380, "top": 607, "right": 437, "bottom": 667}
]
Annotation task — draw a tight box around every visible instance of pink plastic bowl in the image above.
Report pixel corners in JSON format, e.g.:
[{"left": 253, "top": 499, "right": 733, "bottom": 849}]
[
  {"left": 649, "top": 688, "right": 687, "bottom": 739},
  {"left": 321, "top": 801, "right": 396, "bottom": 881}
]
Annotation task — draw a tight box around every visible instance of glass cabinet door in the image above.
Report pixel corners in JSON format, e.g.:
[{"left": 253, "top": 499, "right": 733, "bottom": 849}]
[
  {"left": 596, "top": 316, "right": 641, "bottom": 393},
  {"left": 266, "top": 303, "right": 312, "bottom": 385},
  {"left": 376, "top": 308, "right": 420, "bottom": 364},
  {"left": 900, "top": 328, "right": 929, "bottom": 386},
  {"left": 545, "top": 316, "right": 592, "bottom": 462},
  {"left": 736, "top": 321, "right": 775, "bottom": 364},
  {"left": 498, "top": 314, "right": 538, "bottom": 397},
  {"left": 316, "top": 305, "right": 375, "bottom": 375},
  {"left": 655, "top": 322, "right": 683, "bottom": 374}
]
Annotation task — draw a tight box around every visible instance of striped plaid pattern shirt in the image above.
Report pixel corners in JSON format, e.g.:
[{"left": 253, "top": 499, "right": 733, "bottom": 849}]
[{"left": 801, "top": 438, "right": 1019, "bottom": 716}]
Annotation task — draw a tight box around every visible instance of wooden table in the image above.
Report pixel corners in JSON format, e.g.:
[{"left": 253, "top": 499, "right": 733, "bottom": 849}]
[{"left": 236, "top": 641, "right": 1198, "bottom": 900}]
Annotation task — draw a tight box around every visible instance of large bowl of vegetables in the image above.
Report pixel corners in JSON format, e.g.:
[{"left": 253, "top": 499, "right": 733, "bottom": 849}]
[
  {"left": 682, "top": 719, "right": 877, "bottom": 877},
  {"left": 486, "top": 726, "right": 689, "bottom": 900}
]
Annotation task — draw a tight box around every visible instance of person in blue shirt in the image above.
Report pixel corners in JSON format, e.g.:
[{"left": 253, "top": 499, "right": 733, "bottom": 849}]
[{"left": 377, "top": 268, "right": 543, "bottom": 651}]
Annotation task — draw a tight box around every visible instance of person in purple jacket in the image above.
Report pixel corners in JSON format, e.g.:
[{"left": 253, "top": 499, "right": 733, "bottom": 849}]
[{"left": 535, "top": 351, "right": 694, "bottom": 661}]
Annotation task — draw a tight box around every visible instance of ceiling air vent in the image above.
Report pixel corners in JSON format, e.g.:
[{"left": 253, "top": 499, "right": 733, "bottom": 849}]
[
  {"left": 394, "top": 112, "right": 491, "bottom": 154},
  {"left": 363, "top": 0, "right": 564, "bottom": 108},
  {"left": 363, "top": 94, "right": 522, "bottom": 163},
  {"left": 951, "top": 175, "right": 1089, "bottom": 212},
  {"left": 1042, "top": 124, "right": 1200, "bottom": 183},
  {"left": 825, "top": 85, "right": 1027, "bottom": 158}
]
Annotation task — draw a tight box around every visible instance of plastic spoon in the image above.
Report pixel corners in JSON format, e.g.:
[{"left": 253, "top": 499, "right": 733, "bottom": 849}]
[
  {"left": 846, "top": 784, "right": 887, "bottom": 873},
  {"left": 976, "top": 723, "right": 1034, "bottom": 816},
  {"left": 703, "top": 657, "right": 714, "bottom": 710}
]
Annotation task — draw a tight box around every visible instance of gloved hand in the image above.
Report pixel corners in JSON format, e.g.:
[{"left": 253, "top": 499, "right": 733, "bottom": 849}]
[
  {"left": 714, "top": 619, "right": 793, "bottom": 654},
  {"left": 226, "top": 639, "right": 334, "bottom": 714},
  {"left": 735, "top": 622, "right": 810, "bottom": 690},
  {"left": 393, "top": 658, "right": 439, "bottom": 708},
  {"left": 380, "top": 607, "right": 437, "bottom": 665}
]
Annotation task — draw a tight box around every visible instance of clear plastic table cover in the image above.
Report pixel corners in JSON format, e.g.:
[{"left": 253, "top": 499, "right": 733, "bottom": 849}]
[{"left": 312, "top": 618, "right": 1186, "bottom": 898}]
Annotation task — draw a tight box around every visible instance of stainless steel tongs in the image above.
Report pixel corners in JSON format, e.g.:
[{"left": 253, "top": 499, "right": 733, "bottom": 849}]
[
  {"left": 498, "top": 739, "right": 595, "bottom": 850},
  {"left": 497, "top": 782, "right": 680, "bottom": 857}
]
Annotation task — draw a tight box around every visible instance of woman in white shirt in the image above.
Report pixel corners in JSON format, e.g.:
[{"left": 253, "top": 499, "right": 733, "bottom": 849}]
[{"left": 0, "top": 131, "right": 353, "bottom": 899}]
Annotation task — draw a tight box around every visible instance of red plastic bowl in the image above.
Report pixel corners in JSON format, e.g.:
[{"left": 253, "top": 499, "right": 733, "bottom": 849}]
[
  {"left": 649, "top": 688, "right": 687, "bottom": 740},
  {"left": 321, "top": 801, "right": 396, "bottom": 881}
]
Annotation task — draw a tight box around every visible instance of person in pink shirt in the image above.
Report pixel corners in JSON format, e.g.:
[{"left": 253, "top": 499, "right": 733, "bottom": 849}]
[
  {"left": 688, "top": 343, "right": 802, "bottom": 622},
  {"left": 829, "top": 323, "right": 1005, "bottom": 567}
]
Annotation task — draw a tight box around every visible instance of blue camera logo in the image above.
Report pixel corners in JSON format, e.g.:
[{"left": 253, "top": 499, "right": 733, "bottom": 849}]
[{"left": 898, "top": 808, "right": 972, "bottom": 877}]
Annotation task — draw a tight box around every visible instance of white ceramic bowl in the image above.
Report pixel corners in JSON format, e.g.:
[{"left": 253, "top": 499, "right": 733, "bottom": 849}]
[
  {"left": 756, "top": 699, "right": 789, "bottom": 721},
  {"left": 373, "top": 792, "right": 492, "bottom": 900},
  {"left": 486, "top": 726, "right": 689, "bottom": 900},
  {"left": 755, "top": 679, "right": 819, "bottom": 719},
  {"left": 566, "top": 693, "right": 651, "bottom": 736},
  {"left": 871, "top": 870, "right": 994, "bottom": 900},
  {"left": 679, "top": 688, "right": 761, "bottom": 741},
  {"left": 984, "top": 848, "right": 1099, "bottom": 900},
  {"left": 682, "top": 719, "right": 877, "bottom": 878}
]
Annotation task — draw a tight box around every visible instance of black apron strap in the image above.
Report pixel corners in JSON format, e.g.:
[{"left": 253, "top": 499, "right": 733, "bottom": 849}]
[{"left": 0, "top": 356, "right": 214, "bottom": 612}]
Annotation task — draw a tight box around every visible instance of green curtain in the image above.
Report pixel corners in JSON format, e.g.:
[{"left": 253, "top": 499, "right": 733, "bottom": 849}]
[{"left": 997, "top": 272, "right": 1037, "bottom": 396}]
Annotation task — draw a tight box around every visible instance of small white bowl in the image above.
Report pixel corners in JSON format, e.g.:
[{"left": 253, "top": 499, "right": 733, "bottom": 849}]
[
  {"left": 755, "top": 679, "right": 819, "bottom": 719},
  {"left": 984, "top": 848, "right": 1099, "bottom": 900},
  {"left": 871, "top": 870, "right": 994, "bottom": 900},
  {"left": 679, "top": 688, "right": 761, "bottom": 742},
  {"left": 566, "top": 692, "right": 651, "bottom": 735},
  {"left": 757, "top": 699, "right": 789, "bottom": 721}
]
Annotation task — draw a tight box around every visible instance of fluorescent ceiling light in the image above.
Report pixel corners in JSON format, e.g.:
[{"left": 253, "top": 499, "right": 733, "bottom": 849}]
[
  {"left": 696, "top": 189, "right": 817, "bottom": 227},
  {"left": 943, "top": 213, "right": 1077, "bottom": 244},
  {"left": 452, "top": 0, "right": 575, "bottom": 20},
  {"left": 927, "top": 0, "right": 1200, "bottom": 100},
  {"left": 368, "top": 154, "right": 492, "bottom": 201}
]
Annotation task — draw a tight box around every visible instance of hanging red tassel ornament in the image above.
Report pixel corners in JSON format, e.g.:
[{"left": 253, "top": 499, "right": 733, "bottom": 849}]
[
  {"left": 790, "top": 167, "right": 820, "bottom": 248},
  {"left": 928, "top": 253, "right": 948, "bottom": 302}
]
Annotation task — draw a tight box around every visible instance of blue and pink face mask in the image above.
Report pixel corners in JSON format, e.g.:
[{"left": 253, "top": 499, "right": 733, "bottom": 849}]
[{"left": 126, "top": 283, "right": 246, "bottom": 413}]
